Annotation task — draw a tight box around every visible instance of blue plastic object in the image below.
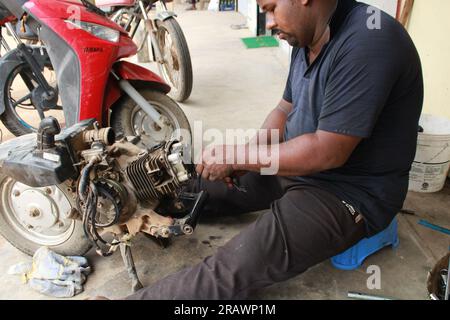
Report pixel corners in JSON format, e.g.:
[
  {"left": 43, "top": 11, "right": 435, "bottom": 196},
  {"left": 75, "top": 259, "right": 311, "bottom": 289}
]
[{"left": 331, "top": 218, "right": 400, "bottom": 271}]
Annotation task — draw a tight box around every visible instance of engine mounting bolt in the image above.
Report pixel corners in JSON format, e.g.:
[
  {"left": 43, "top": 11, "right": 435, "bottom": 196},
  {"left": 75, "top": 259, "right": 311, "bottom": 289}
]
[
  {"left": 183, "top": 225, "right": 194, "bottom": 235},
  {"left": 45, "top": 188, "right": 52, "bottom": 195},
  {"left": 161, "top": 228, "right": 170, "bottom": 238},
  {"left": 58, "top": 221, "right": 64, "bottom": 228},
  {"left": 13, "top": 190, "right": 20, "bottom": 197}
]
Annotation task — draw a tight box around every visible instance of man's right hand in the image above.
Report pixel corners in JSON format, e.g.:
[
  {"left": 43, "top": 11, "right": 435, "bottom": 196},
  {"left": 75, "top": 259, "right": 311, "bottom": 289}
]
[{"left": 223, "top": 171, "right": 247, "bottom": 190}]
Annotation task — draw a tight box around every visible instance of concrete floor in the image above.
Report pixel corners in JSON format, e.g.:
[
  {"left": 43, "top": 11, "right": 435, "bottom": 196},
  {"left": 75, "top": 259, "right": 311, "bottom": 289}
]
[{"left": 0, "top": 9, "right": 449, "bottom": 300}]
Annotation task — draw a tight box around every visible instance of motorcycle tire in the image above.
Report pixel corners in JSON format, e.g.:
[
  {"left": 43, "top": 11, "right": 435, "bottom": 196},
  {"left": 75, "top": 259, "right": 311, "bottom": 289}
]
[
  {"left": 110, "top": 89, "right": 191, "bottom": 150},
  {"left": 155, "top": 18, "right": 193, "bottom": 103},
  {"left": 0, "top": 58, "right": 59, "bottom": 137},
  {"left": 0, "top": 174, "right": 92, "bottom": 256}
]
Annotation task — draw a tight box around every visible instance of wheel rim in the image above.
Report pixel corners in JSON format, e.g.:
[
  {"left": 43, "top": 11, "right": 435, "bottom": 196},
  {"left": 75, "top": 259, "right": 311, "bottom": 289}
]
[
  {"left": 157, "top": 25, "right": 181, "bottom": 94},
  {"left": 0, "top": 177, "right": 75, "bottom": 246},
  {"left": 130, "top": 100, "right": 183, "bottom": 149},
  {"left": 6, "top": 63, "right": 61, "bottom": 132}
]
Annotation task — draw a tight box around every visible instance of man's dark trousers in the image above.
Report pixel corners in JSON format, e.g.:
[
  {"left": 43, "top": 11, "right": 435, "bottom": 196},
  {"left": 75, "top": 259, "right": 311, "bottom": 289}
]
[{"left": 127, "top": 172, "right": 367, "bottom": 299}]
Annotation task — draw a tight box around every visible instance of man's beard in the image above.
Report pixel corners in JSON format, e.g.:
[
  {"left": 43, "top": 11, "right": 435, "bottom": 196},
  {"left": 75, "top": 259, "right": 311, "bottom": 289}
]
[
  {"left": 274, "top": 29, "right": 300, "bottom": 47},
  {"left": 285, "top": 36, "right": 300, "bottom": 47}
]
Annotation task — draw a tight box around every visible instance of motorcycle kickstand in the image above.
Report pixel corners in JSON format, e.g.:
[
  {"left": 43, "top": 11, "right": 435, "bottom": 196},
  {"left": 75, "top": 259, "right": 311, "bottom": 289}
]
[{"left": 119, "top": 242, "right": 144, "bottom": 293}]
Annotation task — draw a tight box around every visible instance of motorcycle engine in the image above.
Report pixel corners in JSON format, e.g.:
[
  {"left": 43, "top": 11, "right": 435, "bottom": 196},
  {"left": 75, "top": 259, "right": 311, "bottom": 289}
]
[
  {"left": 76, "top": 123, "right": 201, "bottom": 256},
  {"left": 81, "top": 137, "right": 189, "bottom": 208},
  {"left": 0, "top": 118, "right": 202, "bottom": 256}
]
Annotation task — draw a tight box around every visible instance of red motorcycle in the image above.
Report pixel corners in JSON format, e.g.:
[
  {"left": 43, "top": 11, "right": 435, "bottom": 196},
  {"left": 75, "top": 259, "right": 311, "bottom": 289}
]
[
  {"left": 0, "top": 0, "right": 190, "bottom": 149},
  {"left": 0, "top": 0, "right": 201, "bottom": 292}
]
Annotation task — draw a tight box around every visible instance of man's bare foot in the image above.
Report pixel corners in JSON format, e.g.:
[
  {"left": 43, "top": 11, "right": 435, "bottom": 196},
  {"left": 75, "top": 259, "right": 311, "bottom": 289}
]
[{"left": 186, "top": 5, "right": 197, "bottom": 10}]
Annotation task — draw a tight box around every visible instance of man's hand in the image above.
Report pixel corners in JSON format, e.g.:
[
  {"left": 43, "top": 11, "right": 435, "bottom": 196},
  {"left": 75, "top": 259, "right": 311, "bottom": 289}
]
[
  {"left": 196, "top": 163, "right": 234, "bottom": 182},
  {"left": 196, "top": 145, "right": 236, "bottom": 182}
]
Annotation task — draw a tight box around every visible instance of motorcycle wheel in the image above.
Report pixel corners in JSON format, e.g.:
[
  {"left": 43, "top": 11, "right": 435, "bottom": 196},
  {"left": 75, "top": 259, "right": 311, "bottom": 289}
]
[
  {"left": 0, "top": 60, "right": 61, "bottom": 136},
  {"left": 155, "top": 18, "right": 193, "bottom": 103},
  {"left": 110, "top": 89, "right": 191, "bottom": 150},
  {"left": 0, "top": 175, "right": 92, "bottom": 256}
]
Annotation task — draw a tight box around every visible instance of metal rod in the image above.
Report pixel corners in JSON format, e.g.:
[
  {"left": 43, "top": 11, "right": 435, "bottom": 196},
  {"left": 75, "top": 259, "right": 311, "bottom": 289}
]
[
  {"left": 5, "top": 23, "right": 23, "bottom": 45},
  {"left": 116, "top": 77, "right": 166, "bottom": 129},
  {"left": 1, "top": 37, "right": 10, "bottom": 52},
  {"left": 1, "top": 27, "right": 11, "bottom": 53},
  {"left": 130, "top": 15, "right": 140, "bottom": 39},
  {"left": 138, "top": 0, "right": 150, "bottom": 20},
  {"left": 124, "top": 8, "right": 136, "bottom": 33},
  {"left": 119, "top": 242, "right": 144, "bottom": 293}
]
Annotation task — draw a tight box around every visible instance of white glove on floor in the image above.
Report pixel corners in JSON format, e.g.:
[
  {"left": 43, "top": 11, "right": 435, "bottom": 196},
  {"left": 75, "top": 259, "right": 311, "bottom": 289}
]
[{"left": 8, "top": 247, "right": 91, "bottom": 298}]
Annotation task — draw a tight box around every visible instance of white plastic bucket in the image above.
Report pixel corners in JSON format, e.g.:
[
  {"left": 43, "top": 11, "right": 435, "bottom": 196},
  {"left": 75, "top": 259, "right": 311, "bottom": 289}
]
[{"left": 409, "top": 114, "right": 450, "bottom": 193}]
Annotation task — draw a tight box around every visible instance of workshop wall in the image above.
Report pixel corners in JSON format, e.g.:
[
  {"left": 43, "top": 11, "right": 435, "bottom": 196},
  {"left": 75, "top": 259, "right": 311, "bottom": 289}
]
[{"left": 407, "top": 0, "right": 450, "bottom": 119}]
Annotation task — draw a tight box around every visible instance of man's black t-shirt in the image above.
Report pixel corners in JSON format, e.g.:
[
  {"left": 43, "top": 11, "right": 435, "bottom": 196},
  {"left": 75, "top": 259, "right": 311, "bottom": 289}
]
[{"left": 283, "top": 0, "right": 423, "bottom": 235}]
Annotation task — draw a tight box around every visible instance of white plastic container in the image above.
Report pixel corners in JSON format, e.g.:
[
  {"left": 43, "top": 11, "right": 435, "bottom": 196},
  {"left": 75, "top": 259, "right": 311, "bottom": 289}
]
[{"left": 409, "top": 114, "right": 450, "bottom": 193}]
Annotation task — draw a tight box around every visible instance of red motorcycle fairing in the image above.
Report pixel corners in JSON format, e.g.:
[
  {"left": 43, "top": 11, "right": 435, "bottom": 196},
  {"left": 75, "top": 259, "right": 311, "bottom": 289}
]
[
  {"left": 22, "top": 0, "right": 170, "bottom": 127},
  {"left": 116, "top": 33, "right": 138, "bottom": 60},
  {"left": 24, "top": 0, "right": 138, "bottom": 125},
  {"left": 116, "top": 61, "right": 171, "bottom": 92},
  {"left": 24, "top": 0, "right": 128, "bottom": 34},
  {"left": 102, "top": 61, "right": 171, "bottom": 125}
]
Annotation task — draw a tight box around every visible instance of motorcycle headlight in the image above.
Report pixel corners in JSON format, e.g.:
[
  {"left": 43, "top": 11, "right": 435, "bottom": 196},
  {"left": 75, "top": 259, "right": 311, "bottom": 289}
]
[{"left": 65, "top": 20, "right": 120, "bottom": 43}]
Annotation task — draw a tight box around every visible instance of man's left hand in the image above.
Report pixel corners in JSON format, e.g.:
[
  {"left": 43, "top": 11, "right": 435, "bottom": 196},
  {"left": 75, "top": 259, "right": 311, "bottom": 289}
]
[{"left": 196, "top": 145, "right": 236, "bottom": 181}]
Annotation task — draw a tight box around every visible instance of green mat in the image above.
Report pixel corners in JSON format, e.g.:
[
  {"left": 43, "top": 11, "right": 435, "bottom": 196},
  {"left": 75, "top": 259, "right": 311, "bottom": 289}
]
[{"left": 241, "top": 36, "right": 279, "bottom": 49}]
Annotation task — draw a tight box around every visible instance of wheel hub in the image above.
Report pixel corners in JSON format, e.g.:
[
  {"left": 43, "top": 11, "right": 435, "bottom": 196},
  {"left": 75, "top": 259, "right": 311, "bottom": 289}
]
[
  {"left": 14, "top": 188, "right": 59, "bottom": 229},
  {"left": 132, "top": 109, "right": 174, "bottom": 147},
  {"left": 7, "top": 182, "right": 73, "bottom": 240}
]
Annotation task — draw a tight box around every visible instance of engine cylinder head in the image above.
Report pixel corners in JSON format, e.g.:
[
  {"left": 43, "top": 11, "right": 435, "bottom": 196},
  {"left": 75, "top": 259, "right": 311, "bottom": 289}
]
[{"left": 125, "top": 141, "right": 191, "bottom": 202}]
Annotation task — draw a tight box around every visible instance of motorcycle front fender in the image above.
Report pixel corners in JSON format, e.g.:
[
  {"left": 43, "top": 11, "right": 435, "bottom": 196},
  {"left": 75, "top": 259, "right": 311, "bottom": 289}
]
[
  {"left": 155, "top": 11, "right": 177, "bottom": 22},
  {"left": 114, "top": 61, "right": 170, "bottom": 93}
]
